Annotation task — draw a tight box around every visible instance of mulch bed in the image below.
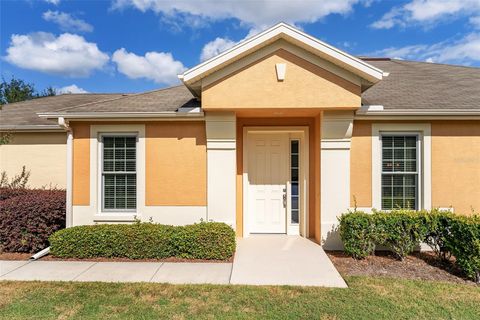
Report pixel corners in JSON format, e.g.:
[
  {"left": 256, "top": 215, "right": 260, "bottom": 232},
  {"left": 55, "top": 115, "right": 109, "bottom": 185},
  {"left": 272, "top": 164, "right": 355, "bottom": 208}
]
[
  {"left": 326, "top": 250, "right": 476, "bottom": 285},
  {"left": 0, "top": 252, "right": 233, "bottom": 263}
]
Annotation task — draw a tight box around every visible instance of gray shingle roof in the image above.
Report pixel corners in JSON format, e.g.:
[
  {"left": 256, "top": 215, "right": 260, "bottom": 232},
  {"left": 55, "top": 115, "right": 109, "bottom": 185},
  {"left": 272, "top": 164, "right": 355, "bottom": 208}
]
[
  {"left": 0, "top": 93, "right": 124, "bottom": 129},
  {"left": 56, "top": 85, "right": 198, "bottom": 113},
  {"left": 363, "top": 59, "right": 480, "bottom": 110}
]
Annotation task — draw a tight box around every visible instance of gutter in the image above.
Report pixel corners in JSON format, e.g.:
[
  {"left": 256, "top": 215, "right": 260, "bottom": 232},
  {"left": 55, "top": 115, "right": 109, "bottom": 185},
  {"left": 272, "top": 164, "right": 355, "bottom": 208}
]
[
  {"left": 0, "top": 125, "right": 63, "bottom": 132},
  {"left": 38, "top": 110, "right": 205, "bottom": 120},
  {"left": 355, "top": 106, "right": 480, "bottom": 120}
]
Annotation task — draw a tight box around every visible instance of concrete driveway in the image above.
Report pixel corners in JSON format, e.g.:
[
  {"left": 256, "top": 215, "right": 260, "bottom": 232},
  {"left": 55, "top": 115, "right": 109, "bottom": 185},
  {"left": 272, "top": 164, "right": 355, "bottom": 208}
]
[{"left": 0, "top": 236, "right": 346, "bottom": 287}]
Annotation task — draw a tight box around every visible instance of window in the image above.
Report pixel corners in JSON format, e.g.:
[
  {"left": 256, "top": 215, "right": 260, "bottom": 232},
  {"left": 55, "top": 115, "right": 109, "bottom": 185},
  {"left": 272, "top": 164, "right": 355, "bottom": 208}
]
[
  {"left": 102, "top": 136, "right": 137, "bottom": 211},
  {"left": 290, "top": 140, "right": 299, "bottom": 224},
  {"left": 381, "top": 135, "right": 418, "bottom": 210}
]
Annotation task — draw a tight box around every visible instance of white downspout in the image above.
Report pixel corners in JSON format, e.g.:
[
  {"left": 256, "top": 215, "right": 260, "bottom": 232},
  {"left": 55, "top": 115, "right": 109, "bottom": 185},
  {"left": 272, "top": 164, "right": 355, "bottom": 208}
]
[{"left": 59, "top": 117, "right": 73, "bottom": 228}]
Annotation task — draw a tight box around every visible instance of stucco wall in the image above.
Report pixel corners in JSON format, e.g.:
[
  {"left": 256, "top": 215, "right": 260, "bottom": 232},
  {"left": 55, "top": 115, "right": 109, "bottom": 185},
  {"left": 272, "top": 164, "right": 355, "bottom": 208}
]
[
  {"left": 145, "top": 121, "right": 207, "bottom": 206},
  {"left": 0, "top": 132, "right": 66, "bottom": 188},
  {"left": 202, "top": 48, "right": 361, "bottom": 110},
  {"left": 349, "top": 120, "right": 480, "bottom": 214},
  {"left": 431, "top": 121, "right": 480, "bottom": 214}
]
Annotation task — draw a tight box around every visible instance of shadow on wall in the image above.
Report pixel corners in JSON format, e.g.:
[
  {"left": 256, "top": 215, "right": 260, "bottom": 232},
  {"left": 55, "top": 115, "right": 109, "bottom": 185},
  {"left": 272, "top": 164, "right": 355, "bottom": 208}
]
[{"left": 322, "top": 225, "right": 344, "bottom": 250}]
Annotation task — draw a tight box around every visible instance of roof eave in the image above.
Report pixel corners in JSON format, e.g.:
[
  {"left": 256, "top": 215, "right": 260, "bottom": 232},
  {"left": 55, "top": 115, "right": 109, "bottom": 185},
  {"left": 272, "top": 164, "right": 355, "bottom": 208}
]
[{"left": 37, "top": 110, "right": 205, "bottom": 120}]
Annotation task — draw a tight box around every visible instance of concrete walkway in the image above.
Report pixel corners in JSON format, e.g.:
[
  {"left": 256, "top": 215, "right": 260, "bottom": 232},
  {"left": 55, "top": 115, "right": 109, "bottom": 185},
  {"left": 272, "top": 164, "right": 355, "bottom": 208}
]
[
  {"left": 230, "top": 235, "right": 347, "bottom": 287},
  {"left": 0, "top": 236, "right": 346, "bottom": 287}
]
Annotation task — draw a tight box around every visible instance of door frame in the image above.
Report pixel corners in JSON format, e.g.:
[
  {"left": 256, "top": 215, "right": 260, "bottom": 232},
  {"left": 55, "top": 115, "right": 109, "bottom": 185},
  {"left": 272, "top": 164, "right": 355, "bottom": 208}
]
[{"left": 243, "top": 126, "right": 309, "bottom": 237}]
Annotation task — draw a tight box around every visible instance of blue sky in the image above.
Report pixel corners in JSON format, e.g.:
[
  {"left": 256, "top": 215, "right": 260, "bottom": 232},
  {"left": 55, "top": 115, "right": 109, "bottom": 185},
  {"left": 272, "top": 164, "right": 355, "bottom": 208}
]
[{"left": 1, "top": 0, "right": 479, "bottom": 94}]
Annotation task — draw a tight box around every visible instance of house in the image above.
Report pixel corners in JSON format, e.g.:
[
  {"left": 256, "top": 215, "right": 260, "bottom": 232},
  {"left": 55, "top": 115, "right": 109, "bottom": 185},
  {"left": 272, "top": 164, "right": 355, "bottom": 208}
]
[{"left": 1, "top": 23, "right": 479, "bottom": 248}]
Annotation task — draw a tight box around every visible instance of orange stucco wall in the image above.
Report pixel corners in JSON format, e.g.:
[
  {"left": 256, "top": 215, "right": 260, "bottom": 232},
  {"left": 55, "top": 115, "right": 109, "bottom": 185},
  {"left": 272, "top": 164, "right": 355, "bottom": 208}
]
[
  {"left": 350, "top": 121, "right": 372, "bottom": 207},
  {"left": 72, "top": 123, "right": 90, "bottom": 205},
  {"left": 71, "top": 121, "right": 207, "bottom": 207},
  {"left": 145, "top": 121, "right": 207, "bottom": 206},
  {"left": 236, "top": 115, "right": 322, "bottom": 242},
  {"left": 350, "top": 120, "right": 480, "bottom": 214},
  {"left": 202, "top": 49, "right": 361, "bottom": 110},
  {"left": 431, "top": 121, "right": 480, "bottom": 214}
]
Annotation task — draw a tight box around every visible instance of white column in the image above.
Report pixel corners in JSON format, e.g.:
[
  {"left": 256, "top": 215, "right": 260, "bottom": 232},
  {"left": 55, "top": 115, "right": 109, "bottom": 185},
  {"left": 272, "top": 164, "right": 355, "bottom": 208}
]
[
  {"left": 320, "top": 111, "right": 354, "bottom": 249},
  {"left": 65, "top": 130, "right": 73, "bottom": 228},
  {"left": 205, "top": 112, "right": 236, "bottom": 229}
]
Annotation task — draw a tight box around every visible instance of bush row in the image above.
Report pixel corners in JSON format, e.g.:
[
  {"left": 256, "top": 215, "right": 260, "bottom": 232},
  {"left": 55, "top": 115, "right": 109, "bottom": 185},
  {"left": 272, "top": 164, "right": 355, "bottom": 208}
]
[
  {"left": 338, "top": 209, "right": 480, "bottom": 282},
  {"left": 0, "top": 188, "right": 66, "bottom": 253},
  {"left": 49, "top": 221, "right": 236, "bottom": 261}
]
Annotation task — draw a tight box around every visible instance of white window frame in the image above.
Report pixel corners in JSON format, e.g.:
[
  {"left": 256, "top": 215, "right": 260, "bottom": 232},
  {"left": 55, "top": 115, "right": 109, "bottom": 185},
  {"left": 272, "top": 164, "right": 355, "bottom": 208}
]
[
  {"left": 380, "top": 133, "right": 421, "bottom": 210},
  {"left": 100, "top": 133, "right": 138, "bottom": 213},
  {"left": 372, "top": 123, "right": 431, "bottom": 211}
]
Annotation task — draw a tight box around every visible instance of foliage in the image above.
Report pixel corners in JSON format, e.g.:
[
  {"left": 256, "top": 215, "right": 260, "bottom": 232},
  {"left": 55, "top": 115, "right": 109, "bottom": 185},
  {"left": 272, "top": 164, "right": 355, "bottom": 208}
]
[
  {"left": 0, "top": 76, "right": 56, "bottom": 107},
  {"left": 338, "top": 211, "right": 376, "bottom": 259},
  {"left": 49, "top": 222, "right": 236, "bottom": 260},
  {"left": 418, "top": 209, "right": 454, "bottom": 260},
  {"left": 0, "top": 132, "right": 11, "bottom": 145},
  {"left": 0, "top": 166, "right": 30, "bottom": 189},
  {"left": 444, "top": 215, "right": 480, "bottom": 283},
  {"left": 373, "top": 210, "right": 428, "bottom": 261},
  {"left": 0, "top": 188, "right": 66, "bottom": 253}
]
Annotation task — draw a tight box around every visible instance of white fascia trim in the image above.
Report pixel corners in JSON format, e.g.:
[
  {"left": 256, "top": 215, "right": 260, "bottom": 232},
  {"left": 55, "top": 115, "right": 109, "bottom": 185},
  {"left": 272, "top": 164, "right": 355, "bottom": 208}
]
[
  {"left": 181, "top": 23, "right": 383, "bottom": 84},
  {"left": 0, "top": 125, "right": 63, "bottom": 131},
  {"left": 371, "top": 123, "right": 432, "bottom": 211},
  {"left": 356, "top": 108, "right": 480, "bottom": 116},
  {"left": 37, "top": 111, "right": 204, "bottom": 119}
]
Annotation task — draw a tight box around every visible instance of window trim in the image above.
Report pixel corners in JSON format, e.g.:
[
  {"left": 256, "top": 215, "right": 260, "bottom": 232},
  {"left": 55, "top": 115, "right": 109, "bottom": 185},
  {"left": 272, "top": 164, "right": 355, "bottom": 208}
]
[
  {"left": 371, "top": 123, "right": 431, "bottom": 211},
  {"left": 380, "top": 133, "right": 421, "bottom": 210},
  {"left": 99, "top": 132, "right": 138, "bottom": 213}
]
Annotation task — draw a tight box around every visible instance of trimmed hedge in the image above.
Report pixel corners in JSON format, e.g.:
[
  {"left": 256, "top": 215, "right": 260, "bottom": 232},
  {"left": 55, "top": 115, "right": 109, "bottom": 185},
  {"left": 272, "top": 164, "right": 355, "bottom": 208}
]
[
  {"left": 374, "top": 210, "right": 427, "bottom": 260},
  {"left": 0, "top": 188, "right": 66, "bottom": 253},
  {"left": 338, "top": 209, "right": 480, "bottom": 282},
  {"left": 49, "top": 222, "right": 236, "bottom": 260},
  {"left": 338, "top": 211, "right": 376, "bottom": 259}
]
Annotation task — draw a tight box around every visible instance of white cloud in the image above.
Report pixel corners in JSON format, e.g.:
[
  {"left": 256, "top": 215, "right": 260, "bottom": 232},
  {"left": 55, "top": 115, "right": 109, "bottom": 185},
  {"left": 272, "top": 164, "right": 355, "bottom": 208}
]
[
  {"left": 112, "top": 0, "right": 364, "bottom": 29},
  {"left": 200, "top": 37, "right": 236, "bottom": 61},
  {"left": 112, "top": 48, "right": 186, "bottom": 85},
  {"left": 43, "top": 10, "right": 93, "bottom": 33},
  {"left": 44, "top": 0, "right": 60, "bottom": 5},
  {"left": 372, "top": 0, "right": 480, "bottom": 29},
  {"left": 4, "top": 32, "right": 109, "bottom": 77},
  {"left": 371, "top": 33, "right": 480, "bottom": 65},
  {"left": 57, "top": 84, "right": 89, "bottom": 94}
]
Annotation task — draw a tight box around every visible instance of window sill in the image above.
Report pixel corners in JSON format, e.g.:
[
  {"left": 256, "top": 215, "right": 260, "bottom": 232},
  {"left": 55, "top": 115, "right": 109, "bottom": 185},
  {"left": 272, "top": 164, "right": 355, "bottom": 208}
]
[{"left": 93, "top": 214, "right": 138, "bottom": 222}]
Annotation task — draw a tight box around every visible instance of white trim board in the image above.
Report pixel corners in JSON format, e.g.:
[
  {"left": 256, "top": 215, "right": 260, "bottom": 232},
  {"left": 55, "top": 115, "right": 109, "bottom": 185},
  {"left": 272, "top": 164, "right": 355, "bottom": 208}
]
[
  {"left": 180, "top": 23, "right": 384, "bottom": 87},
  {"left": 371, "top": 123, "right": 432, "bottom": 211}
]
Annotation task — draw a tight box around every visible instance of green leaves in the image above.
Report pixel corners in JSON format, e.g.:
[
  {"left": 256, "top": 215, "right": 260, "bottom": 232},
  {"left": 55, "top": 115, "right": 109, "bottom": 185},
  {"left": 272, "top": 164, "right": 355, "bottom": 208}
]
[
  {"left": 338, "top": 209, "right": 480, "bottom": 282},
  {"left": 49, "top": 222, "right": 236, "bottom": 261}
]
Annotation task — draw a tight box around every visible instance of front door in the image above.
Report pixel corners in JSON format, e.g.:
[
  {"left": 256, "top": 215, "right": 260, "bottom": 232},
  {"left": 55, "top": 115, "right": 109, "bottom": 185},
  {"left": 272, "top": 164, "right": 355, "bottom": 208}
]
[{"left": 247, "top": 133, "right": 289, "bottom": 233}]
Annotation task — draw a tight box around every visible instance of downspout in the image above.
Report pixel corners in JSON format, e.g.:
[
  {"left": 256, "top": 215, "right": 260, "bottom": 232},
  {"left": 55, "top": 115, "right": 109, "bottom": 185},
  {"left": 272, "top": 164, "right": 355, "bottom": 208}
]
[
  {"left": 59, "top": 117, "right": 73, "bottom": 228},
  {"left": 30, "top": 117, "right": 72, "bottom": 261}
]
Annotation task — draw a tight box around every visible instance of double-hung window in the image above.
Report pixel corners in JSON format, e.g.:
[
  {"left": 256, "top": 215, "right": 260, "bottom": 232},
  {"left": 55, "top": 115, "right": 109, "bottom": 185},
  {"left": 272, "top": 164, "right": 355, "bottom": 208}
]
[
  {"left": 102, "top": 136, "right": 137, "bottom": 211},
  {"left": 381, "top": 135, "right": 419, "bottom": 210}
]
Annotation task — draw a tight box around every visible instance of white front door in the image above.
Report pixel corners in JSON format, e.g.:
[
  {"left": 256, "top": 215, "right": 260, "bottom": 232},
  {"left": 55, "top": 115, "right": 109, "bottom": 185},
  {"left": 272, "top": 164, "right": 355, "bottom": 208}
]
[{"left": 247, "top": 133, "right": 289, "bottom": 233}]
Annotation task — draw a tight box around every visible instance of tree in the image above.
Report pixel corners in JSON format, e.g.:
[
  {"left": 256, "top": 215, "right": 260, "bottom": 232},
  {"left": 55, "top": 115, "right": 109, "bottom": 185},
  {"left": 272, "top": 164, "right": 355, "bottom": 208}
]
[
  {"left": 0, "top": 77, "right": 57, "bottom": 108},
  {"left": 0, "top": 77, "right": 36, "bottom": 105}
]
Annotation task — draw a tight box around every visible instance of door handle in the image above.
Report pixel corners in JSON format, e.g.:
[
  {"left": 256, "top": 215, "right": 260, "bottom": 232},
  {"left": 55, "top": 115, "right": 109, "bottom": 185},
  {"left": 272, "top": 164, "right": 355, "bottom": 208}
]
[{"left": 283, "top": 188, "right": 287, "bottom": 208}]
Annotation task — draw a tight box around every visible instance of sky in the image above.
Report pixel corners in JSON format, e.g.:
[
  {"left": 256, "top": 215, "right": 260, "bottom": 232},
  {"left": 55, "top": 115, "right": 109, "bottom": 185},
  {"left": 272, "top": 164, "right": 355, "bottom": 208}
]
[{"left": 1, "top": 0, "right": 479, "bottom": 94}]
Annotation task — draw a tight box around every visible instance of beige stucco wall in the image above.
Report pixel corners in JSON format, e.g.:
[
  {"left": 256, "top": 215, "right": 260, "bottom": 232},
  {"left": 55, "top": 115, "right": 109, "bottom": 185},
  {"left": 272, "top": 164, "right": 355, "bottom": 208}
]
[
  {"left": 202, "top": 49, "right": 361, "bottom": 110},
  {"left": 0, "top": 132, "right": 66, "bottom": 188},
  {"left": 350, "top": 120, "right": 480, "bottom": 214}
]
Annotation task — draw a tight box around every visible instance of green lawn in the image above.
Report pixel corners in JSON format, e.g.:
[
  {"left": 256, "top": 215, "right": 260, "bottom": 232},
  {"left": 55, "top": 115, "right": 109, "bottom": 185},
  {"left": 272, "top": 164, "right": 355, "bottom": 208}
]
[{"left": 0, "top": 277, "right": 479, "bottom": 320}]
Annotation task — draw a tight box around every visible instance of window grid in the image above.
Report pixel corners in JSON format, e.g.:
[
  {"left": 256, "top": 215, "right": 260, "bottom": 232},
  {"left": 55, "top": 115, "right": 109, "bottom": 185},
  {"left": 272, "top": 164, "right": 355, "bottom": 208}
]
[
  {"left": 290, "top": 140, "right": 299, "bottom": 224},
  {"left": 102, "top": 136, "right": 137, "bottom": 211},
  {"left": 381, "top": 135, "right": 418, "bottom": 210}
]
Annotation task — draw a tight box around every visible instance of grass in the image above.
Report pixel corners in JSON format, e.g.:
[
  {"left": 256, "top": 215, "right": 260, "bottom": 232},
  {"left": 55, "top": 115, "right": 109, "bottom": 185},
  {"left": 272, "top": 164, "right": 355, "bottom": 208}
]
[{"left": 0, "top": 277, "right": 479, "bottom": 319}]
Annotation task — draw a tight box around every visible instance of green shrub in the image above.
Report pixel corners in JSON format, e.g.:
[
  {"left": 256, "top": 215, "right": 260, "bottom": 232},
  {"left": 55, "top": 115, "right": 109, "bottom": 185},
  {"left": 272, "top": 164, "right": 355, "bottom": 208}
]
[
  {"left": 373, "top": 210, "right": 428, "bottom": 261},
  {"left": 418, "top": 209, "right": 453, "bottom": 261},
  {"left": 49, "top": 221, "right": 235, "bottom": 260},
  {"left": 444, "top": 215, "right": 480, "bottom": 283},
  {"left": 338, "top": 211, "right": 376, "bottom": 259}
]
